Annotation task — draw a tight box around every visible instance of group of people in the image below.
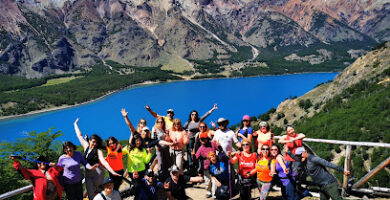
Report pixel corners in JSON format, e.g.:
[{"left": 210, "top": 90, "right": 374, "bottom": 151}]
[{"left": 10, "top": 104, "right": 350, "bottom": 200}]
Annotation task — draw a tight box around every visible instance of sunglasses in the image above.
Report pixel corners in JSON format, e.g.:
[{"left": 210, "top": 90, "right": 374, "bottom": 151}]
[
  {"left": 171, "top": 171, "right": 179, "bottom": 176},
  {"left": 167, "top": 112, "right": 174, "bottom": 114},
  {"left": 262, "top": 148, "right": 269, "bottom": 151},
  {"left": 191, "top": 113, "right": 198, "bottom": 116},
  {"left": 243, "top": 120, "right": 249, "bottom": 122},
  {"left": 271, "top": 149, "right": 278, "bottom": 151},
  {"left": 199, "top": 126, "right": 207, "bottom": 128},
  {"left": 242, "top": 143, "right": 249, "bottom": 146},
  {"left": 260, "top": 126, "right": 267, "bottom": 128},
  {"left": 140, "top": 121, "right": 146, "bottom": 124},
  {"left": 157, "top": 121, "right": 164, "bottom": 123}
]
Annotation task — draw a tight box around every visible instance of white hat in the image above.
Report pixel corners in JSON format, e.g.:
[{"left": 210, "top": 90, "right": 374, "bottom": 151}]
[
  {"left": 142, "top": 126, "right": 150, "bottom": 131},
  {"left": 295, "top": 147, "right": 306, "bottom": 155}
]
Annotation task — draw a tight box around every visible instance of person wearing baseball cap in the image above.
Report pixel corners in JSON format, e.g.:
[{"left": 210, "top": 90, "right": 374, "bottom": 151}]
[
  {"left": 164, "top": 165, "right": 204, "bottom": 200},
  {"left": 237, "top": 115, "right": 254, "bottom": 144},
  {"left": 93, "top": 177, "right": 121, "bottom": 200},
  {"left": 134, "top": 169, "right": 162, "bottom": 200},
  {"left": 145, "top": 105, "right": 175, "bottom": 130},
  {"left": 212, "top": 117, "right": 241, "bottom": 154},
  {"left": 287, "top": 148, "right": 350, "bottom": 200}
]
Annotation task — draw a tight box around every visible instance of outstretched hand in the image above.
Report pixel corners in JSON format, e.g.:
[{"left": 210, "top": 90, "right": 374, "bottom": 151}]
[
  {"left": 145, "top": 105, "right": 151, "bottom": 110},
  {"left": 74, "top": 118, "right": 79, "bottom": 125},
  {"left": 212, "top": 104, "right": 218, "bottom": 111},
  {"left": 121, "top": 108, "right": 128, "bottom": 117}
]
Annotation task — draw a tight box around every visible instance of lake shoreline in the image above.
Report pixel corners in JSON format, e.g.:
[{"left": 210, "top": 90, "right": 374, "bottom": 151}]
[{"left": 0, "top": 71, "right": 338, "bottom": 121}]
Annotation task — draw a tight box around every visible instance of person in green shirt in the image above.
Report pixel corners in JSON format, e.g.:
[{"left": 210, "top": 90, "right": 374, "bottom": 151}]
[{"left": 123, "top": 134, "right": 153, "bottom": 181}]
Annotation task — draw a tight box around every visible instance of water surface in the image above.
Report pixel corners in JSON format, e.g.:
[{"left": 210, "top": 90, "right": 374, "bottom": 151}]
[{"left": 0, "top": 73, "right": 337, "bottom": 143}]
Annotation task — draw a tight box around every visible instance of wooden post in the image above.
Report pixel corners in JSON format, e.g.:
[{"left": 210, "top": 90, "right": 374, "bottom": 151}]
[
  {"left": 352, "top": 156, "right": 390, "bottom": 189},
  {"left": 342, "top": 145, "right": 351, "bottom": 197}
]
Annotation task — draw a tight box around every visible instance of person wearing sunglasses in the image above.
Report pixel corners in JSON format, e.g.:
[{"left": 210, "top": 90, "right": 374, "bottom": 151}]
[
  {"left": 10, "top": 155, "right": 63, "bottom": 200},
  {"left": 195, "top": 132, "right": 221, "bottom": 198},
  {"left": 255, "top": 121, "right": 275, "bottom": 154},
  {"left": 167, "top": 119, "right": 189, "bottom": 174},
  {"left": 212, "top": 117, "right": 241, "bottom": 155},
  {"left": 193, "top": 122, "right": 215, "bottom": 159},
  {"left": 105, "top": 137, "right": 124, "bottom": 191},
  {"left": 74, "top": 118, "right": 120, "bottom": 199},
  {"left": 164, "top": 165, "right": 204, "bottom": 200},
  {"left": 256, "top": 144, "right": 276, "bottom": 200},
  {"left": 145, "top": 105, "right": 175, "bottom": 130},
  {"left": 237, "top": 115, "right": 254, "bottom": 144},
  {"left": 152, "top": 116, "right": 172, "bottom": 182},
  {"left": 230, "top": 139, "right": 257, "bottom": 200},
  {"left": 269, "top": 145, "right": 300, "bottom": 200},
  {"left": 184, "top": 104, "right": 218, "bottom": 172}
]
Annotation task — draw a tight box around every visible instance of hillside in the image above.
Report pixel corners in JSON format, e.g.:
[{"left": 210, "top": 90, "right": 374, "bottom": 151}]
[
  {"left": 262, "top": 42, "right": 390, "bottom": 188},
  {"left": 0, "top": 0, "right": 383, "bottom": 78}
]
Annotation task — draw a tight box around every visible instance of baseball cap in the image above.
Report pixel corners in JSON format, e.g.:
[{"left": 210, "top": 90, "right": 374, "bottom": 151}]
[
  {"left": 217, "top": 117, "right": 228, "bottom": 125},
  {"left": 167, "top": 109, "right": 174, "bottom": 113},
  {"left": 242, "top": 115, "right": 250, "bottom": 121},
  {"left": 295, "top": 147, "right": 306, "bottom": 155},
  {"left": 142, "top": 126, "right": 150, "bottom": 131}
]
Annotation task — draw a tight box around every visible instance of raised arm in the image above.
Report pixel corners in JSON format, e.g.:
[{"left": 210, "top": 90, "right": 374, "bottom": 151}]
[
  {"left": 97, "top": 149, "right": 120, "bottom": 176},
  {"left": 121, "top": 108, "right": 136, "bottom": 134},
  {"left": 145, "top": 105, "right": 159, "bottom": 118},
  {"left": 74, "top": 118, "right": 89, "bottom": 149},
  {"left": 200, "top": 104, "right": 218, "bottom": 122}
]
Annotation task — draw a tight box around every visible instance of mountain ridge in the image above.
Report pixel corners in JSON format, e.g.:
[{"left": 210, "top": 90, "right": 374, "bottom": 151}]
[{"left": 0, "top": 0, "right": 385, "bottom": 78}]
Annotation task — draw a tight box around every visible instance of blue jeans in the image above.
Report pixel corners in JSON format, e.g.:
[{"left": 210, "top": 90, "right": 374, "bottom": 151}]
[{"left": 285, "top": 182, "right": 301, "bottom": 200}]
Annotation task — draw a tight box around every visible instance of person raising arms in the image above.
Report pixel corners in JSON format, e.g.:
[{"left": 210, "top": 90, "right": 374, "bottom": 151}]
[
  {"left": 10, "top": 155, "right": 63, "bottom": 200},
  {"left": 74, "top": 119, "right": 120, "bottom": 199},
  {"left": 184, "top": 104, "right": 218, "bottom": 169},
  {"left": 255, "top": 121, "right": 275, "bottom": 154},
  {"left": 145, "top": 105, "right": 175, "bottom": 130}
]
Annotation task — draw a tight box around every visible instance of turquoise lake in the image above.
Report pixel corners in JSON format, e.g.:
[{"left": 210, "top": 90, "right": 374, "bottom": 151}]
[{"left": 0, "top": 73, "right": 337, "bottom": 143}]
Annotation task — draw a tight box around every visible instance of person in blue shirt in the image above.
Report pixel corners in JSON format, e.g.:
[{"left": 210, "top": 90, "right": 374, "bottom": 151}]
[
  {"left": 207, "top": 151, "right": 231, "bottom": 200},
  {"left": 237, "top": 115, "right": 254, "bottom": 144},
  {"left": 134, "top": 169, "right": 162, "bottom": 200}
]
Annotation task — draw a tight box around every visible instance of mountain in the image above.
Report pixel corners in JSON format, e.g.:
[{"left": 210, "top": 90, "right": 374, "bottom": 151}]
[
  {"left": 0, "top": 0, "right": 385, "bottom": 78},
  {"left": 256, "top": 42, "right": 390, "bottom": 188}
]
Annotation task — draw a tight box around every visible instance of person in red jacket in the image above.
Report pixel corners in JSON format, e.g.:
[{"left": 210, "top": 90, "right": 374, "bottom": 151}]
[{"left": 10, "top": 155, "right": 63, "bottom": 200}]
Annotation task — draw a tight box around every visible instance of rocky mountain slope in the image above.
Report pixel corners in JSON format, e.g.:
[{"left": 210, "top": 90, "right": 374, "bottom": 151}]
[
  {"left": 0, "top": 0, "right": 385, "bottom": 78},
  {"left": 269, "top": 41, "right": 390, "bottom": 127}
]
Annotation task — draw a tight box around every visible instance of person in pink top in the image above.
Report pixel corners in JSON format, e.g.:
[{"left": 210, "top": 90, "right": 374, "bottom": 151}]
[
  {"left": 167, "top": 119, "right": 189, "bottom": 174},
  {"left": 195, "top": 132, "right": 221, "bottom": 198}
]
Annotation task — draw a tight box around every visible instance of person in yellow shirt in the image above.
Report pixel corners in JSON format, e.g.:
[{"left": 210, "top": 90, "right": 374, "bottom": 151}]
[
  {"left": 123, "top": 134, "right": 153, "bottom": 181},
  {"left": 145, "top": 105, "right": 175, "bottom": 130},
  {"left": 255, "top": 144, "right": 276, "bottom": 200}
]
